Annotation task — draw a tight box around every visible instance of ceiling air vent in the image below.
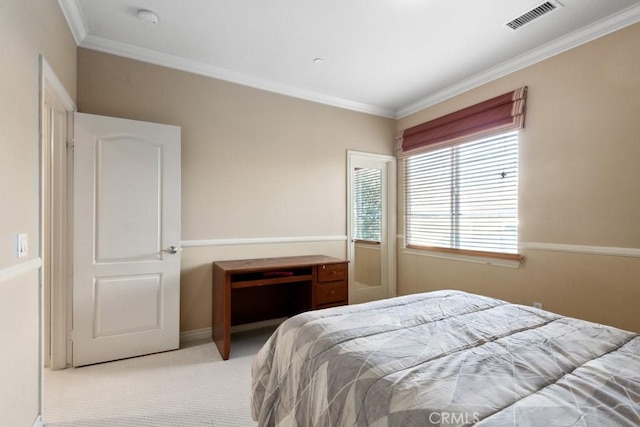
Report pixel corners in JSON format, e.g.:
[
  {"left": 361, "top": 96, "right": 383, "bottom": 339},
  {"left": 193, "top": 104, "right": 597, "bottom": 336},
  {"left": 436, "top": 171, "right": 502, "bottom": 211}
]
[{"left": 506, "top": 1, "right": 563, "bottom": 30}]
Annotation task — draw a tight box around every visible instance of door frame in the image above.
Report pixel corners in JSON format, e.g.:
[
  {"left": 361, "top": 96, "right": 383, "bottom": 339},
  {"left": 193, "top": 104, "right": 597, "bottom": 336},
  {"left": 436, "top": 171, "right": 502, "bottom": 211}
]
[
  {"left": 346, "top": 150, "right": 396, "bottom": 303},
  {"left": 40, "top": 57, "right": 75, "bottom": 370}
]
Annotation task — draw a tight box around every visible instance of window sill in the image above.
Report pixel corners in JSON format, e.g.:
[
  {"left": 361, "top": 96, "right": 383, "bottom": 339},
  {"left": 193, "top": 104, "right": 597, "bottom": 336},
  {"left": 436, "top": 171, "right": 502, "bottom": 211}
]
[{"left": 402, "top": 246, "right": 523, "bottom": 269}]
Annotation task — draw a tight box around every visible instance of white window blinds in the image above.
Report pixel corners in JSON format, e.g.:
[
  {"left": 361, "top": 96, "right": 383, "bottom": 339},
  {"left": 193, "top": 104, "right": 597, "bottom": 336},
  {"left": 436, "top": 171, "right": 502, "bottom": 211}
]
[
  {"left": 404, "top": 131, "right": 519, "bottom": 255},
  {"left": 354, "top": 167, "right": 382, "bottom": 242}
]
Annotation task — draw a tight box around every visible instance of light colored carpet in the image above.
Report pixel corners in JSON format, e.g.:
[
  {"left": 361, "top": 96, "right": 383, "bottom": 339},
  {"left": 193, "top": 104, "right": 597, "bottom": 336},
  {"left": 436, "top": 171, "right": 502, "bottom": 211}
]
[{"left": 44, "top": 327, "right": 275, "bottom": 426}]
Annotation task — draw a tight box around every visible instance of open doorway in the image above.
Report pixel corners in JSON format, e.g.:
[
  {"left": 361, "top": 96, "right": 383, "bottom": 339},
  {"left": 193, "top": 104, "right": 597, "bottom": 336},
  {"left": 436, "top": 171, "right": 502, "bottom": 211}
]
[{"left": 346, "top": 151, "right": 396, "bottom": 304}]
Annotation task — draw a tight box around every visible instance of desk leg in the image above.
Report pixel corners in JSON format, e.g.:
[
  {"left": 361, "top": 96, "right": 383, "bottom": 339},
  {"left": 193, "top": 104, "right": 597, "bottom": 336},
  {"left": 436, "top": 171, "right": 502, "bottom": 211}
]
[{"left": 212, "top": 267, "right": 230, "bottom": 360}]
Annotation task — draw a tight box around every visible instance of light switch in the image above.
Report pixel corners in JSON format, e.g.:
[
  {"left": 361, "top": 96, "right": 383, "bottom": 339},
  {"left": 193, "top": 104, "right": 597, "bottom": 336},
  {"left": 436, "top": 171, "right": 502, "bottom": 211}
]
[{"left": 17, "top": 233, "right": 28, "bottom": 258}]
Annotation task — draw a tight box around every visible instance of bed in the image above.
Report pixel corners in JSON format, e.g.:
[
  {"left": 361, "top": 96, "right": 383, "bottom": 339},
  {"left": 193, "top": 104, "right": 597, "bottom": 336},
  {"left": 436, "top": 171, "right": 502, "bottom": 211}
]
[{"left": 251, "top": 290, "right": 639, "bottom": 426}]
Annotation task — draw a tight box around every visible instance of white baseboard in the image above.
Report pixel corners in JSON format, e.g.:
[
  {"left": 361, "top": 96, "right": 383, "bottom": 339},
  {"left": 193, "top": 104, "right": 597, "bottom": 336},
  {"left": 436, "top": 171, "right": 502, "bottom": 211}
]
[
  {"left": 230, "top": 317, "right": 286, "bottom": 333},
  {"left": 179, "top": 328, "right": 212, "bottom": 345},
  {"left": 179, "top": 318, "right": 286, "bottom": 346}
]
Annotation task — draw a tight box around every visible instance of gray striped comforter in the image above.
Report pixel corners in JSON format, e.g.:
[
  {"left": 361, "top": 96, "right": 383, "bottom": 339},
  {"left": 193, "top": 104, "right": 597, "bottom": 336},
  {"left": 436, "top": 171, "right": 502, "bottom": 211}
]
[{"left": 252, "top": 290, "right": 639, "bottom": 426}]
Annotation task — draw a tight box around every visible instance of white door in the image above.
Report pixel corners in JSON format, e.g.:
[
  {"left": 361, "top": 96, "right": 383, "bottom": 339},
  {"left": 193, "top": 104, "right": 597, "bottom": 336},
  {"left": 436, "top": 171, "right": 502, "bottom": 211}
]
[
  {"left": 73, "top": 113, "right": 181, "bottom": 367},
  {"left": 347, "top": 151, "right": 396, "bottom": 305}
]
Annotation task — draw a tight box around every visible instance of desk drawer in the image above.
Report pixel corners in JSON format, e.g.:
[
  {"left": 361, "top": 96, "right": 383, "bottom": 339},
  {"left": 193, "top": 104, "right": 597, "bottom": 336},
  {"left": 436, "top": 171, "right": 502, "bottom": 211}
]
[
  {"left": 317, "top": 262, "right": 347, "bottom": 282},
  {"left": 316, "top": 281, "right": 347, "bottom": 306}
]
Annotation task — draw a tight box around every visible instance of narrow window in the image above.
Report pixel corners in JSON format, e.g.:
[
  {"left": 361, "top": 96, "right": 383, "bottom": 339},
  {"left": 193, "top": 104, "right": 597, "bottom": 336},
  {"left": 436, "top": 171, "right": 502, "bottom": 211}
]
[{"left": 353, "top": 167, "right": 382, "bottom": 243}]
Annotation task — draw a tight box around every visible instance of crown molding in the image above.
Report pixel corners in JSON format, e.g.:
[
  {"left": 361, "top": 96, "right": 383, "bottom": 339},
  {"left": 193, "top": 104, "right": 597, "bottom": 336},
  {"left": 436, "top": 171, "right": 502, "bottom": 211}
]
[
  {"left": 57, "top": 0, "right": 394, "bottom": 117},
  {"left": 80, "top": 34, "right": 396, "bottom": 118},
  {"left": 396, "top": 3, "right": 640, "bottom": 119},
  {"left": 57, "top": 0, "right": 87, "bottom": 45},
  {"left": 58, "top": 0, "right": 640, "bottom": 120},
  {"left": 78, "top": 33, "right": 396, "bottom": 118}
]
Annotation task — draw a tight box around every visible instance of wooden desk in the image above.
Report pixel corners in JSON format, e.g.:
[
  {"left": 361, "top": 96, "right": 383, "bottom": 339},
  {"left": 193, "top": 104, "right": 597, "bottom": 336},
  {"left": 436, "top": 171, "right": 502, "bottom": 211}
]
[{"left": 212, "top": 255, "right": 348, "bottom": 360}]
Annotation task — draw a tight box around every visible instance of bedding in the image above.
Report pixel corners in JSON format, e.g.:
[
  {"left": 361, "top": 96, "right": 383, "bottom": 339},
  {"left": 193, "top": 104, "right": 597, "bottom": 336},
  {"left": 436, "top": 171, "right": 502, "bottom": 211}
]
[{"left": 251, "top": 290, "right": 640, "bottom": 426}]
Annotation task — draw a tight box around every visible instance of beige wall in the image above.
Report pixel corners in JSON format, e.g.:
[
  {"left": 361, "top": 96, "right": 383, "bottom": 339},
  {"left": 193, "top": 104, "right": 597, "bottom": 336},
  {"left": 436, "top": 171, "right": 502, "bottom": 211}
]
[
  {"left": 76, "top": 49, "right": 396, "bottom": 331},
  {"left": 1, "top": 3, "right": 635, "bottom": 422},
  {"left": 0, "top": 0, "right": 76, "bottom": 424},
  {"left": 78, "top": 24, "right": 640, "bottom": 335},
  {"left": 397, "top": 23, "right": 640, "bottom": 333}
]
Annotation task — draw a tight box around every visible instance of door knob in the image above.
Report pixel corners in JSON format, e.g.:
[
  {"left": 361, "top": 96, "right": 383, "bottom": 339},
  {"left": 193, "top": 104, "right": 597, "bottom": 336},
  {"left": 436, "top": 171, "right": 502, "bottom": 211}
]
[{"left": 162, "top": 245, "right": 179, "bottom": 254}]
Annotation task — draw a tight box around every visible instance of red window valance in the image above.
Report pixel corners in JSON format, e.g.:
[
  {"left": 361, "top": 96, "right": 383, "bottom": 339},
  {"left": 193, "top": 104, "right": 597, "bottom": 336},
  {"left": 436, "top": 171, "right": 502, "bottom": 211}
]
[{"left": 398, "top": 86, "right": 527, "bottom": 157}]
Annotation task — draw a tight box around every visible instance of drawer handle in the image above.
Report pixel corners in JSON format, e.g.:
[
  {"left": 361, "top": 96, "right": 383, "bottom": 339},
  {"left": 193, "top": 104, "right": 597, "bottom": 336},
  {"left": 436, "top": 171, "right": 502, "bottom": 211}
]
[{"left": 330, "top": 290, "right": 335, "bottom": 295}]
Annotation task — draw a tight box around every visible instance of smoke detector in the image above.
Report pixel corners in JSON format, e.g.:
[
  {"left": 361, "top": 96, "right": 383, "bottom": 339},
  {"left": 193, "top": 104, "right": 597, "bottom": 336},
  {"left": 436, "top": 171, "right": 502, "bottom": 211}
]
[
  {"left": 506, "top": 1, "right": 564, "bottom": 30},
  {"left": 137, "top": 9, "right": 159, "bottom": 25}
]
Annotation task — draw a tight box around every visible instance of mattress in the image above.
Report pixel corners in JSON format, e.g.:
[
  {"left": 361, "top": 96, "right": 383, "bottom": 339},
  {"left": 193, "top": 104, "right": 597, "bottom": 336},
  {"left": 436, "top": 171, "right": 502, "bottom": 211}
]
[{"left": 251, "top": 290, "right": 639, "bottom": 426}]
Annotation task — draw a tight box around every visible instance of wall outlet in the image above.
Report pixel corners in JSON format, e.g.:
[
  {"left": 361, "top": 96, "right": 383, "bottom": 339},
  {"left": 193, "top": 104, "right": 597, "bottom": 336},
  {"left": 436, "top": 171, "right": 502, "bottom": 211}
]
[
  {"left": 17, "top": 233, "right": 28, "bottom": 258},
  {"left": 533, "top": 301, "right": 543, "bottom": 309}
]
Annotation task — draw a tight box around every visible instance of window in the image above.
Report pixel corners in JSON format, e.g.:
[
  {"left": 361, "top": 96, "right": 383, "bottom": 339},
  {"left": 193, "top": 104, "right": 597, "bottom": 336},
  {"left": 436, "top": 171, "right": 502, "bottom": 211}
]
[
  {"left": 398, "top": 87, "right": 526, "bottom": 261},
  {"left": 353, "top": 167, "right": 382, "bottom": 243},
  {"left": 404, "top": 131, "right": 520, "bottom": 257}
]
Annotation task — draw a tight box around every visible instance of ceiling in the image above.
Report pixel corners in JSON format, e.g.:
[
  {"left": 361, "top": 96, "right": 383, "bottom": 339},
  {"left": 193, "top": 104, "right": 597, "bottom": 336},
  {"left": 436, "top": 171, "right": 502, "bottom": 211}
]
[{"left": 58, "top": 0, "right": 640, "bottom": 118}]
